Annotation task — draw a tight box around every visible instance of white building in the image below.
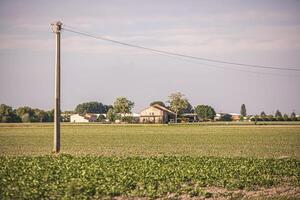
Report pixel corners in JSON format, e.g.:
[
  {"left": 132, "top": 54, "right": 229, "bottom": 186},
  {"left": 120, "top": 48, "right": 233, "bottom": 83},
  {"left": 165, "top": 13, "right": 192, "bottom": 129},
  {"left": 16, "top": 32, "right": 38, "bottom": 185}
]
[
  {"left": 120, "top": 113, "right": 140, "bottom": 118},
  {"left": 70, "top": 113, "right": 98, "bottom": 123},
  {"left": 214, "top": 113, "right": 242, "bottom": 121},
  {"left": 114, "top": 113, "right": 140, "bottom": 123}
]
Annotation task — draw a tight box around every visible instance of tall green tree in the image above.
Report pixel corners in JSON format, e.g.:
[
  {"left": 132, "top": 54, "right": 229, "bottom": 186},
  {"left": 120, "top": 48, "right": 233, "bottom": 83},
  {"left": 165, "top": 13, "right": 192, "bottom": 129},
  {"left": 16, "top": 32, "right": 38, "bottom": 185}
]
[
  {"left": 291, "top": 112, "right": 297, "bottom": 121},
  {"left": 275, "top": 110, "right": 282, "bottom": 120},
  {"left": 195, "top": 105, "right": 216, "bottom": 121},
  {"left": 113, "top": 97, "right": 134, "bottom": 114},
  {"left": 240, "top": 104, "right": 247, "bottom": 117},
  {"left": 75, "top": 102, "right": 110, "bottom": 114},
  {"left": 167, "top": 92, "right": 189, "bottom": 123},
  {"left": 275, "top": 110, "right": 282, "bottom": 117}
]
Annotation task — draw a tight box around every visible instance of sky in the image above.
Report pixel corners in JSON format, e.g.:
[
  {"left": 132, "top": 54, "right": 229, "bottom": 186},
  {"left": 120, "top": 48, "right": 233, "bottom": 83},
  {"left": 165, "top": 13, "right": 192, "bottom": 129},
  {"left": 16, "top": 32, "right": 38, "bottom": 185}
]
[{"left": 0, "top": 0, "right": 300, "bottom": 115}]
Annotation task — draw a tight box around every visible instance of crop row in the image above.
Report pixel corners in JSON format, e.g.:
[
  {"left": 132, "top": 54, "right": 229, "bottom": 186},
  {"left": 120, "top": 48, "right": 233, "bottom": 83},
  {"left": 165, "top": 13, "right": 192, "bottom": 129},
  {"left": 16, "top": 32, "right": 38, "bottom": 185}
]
[{"left": 0, "top": 155, "right": 299, "bottom": 199}]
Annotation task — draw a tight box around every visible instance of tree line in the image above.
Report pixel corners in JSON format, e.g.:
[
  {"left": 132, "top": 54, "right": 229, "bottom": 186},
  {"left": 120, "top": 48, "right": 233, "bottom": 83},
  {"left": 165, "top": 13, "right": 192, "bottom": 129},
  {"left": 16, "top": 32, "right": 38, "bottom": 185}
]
[
  {"left": 250, "top": 110, "right": 298, "bottom": 122},
  {"left": 0, "top": 104, "right": 54, "bottom": 123},
  {"left": 0, "top": 92, "right": 299, "bottom": 123}
]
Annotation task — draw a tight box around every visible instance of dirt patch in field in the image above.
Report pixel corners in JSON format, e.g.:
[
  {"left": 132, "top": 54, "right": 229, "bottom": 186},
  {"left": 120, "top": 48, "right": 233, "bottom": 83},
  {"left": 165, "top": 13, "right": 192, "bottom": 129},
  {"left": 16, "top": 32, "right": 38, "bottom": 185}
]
[
  {"left": 112, "top": 186, "right": 300, "bottom": 200},
  {"left": 201, "top": 186, "right": 300, "bottom": 199}
]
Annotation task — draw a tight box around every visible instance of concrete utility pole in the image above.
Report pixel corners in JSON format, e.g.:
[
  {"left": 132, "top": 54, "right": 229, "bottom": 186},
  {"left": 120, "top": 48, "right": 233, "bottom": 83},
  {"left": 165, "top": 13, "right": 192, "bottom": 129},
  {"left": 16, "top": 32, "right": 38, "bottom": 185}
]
[{"left": 51, "top": 21, "right": 62, "bottom": 153}]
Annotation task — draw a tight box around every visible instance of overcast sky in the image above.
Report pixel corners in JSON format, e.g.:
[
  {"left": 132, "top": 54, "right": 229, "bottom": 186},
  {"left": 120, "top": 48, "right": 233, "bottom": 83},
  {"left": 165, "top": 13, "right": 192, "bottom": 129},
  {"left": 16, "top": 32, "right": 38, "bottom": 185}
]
[{"left": 0, "top": 0, "right": 300, "bottom": 114}]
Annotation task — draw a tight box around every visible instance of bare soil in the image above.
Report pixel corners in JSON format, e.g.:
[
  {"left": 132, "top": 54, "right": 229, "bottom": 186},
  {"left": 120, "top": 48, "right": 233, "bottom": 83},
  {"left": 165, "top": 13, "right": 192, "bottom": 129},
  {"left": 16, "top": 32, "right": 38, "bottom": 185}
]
[{"left": 112, "top": 186, "right": 300, "bottom": 200}]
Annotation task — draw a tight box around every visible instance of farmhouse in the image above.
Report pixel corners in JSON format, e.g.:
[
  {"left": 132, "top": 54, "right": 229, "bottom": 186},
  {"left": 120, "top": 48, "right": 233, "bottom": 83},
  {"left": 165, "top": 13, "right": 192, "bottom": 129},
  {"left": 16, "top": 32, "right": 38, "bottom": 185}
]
[
  {"left": 229, "top": 113, "right": 241, "bottom": 121},
  {"left": 70, "top": 113, "right": 98, "bottom": 123},
  {"left": 214, "top": 113, "right": 242, "bottom": 121},
  {"left": 140, "top": 104, "right": 176, "bottom": 123}
]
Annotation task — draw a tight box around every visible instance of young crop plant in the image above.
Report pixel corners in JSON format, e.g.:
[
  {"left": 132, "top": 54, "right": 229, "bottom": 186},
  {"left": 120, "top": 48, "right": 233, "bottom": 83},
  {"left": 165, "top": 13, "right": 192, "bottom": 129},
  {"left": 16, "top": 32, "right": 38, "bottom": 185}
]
[{"left": 0, "top": 155, "right": 299, "bottom": 199}]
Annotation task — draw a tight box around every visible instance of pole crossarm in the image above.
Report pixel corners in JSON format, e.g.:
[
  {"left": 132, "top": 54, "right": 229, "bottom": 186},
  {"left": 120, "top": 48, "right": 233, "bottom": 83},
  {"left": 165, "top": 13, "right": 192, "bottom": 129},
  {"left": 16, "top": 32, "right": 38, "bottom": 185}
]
[{"left": 51, "top": 21, "right": 63, "bottom": 33}]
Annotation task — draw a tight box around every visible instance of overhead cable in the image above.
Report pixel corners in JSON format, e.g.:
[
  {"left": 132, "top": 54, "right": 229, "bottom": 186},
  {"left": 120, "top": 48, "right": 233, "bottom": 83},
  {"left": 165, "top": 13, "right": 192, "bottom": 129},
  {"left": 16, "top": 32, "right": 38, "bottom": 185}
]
[{"left": 62, "top": 25, "right": 300, "bottom": 72}]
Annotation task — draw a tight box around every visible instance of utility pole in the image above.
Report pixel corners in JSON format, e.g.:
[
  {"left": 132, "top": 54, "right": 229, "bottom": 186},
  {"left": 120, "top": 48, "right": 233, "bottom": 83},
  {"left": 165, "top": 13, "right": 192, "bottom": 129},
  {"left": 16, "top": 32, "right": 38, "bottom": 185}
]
[{"left": 51, "top": 21, "right": 62, "bottom": 153}]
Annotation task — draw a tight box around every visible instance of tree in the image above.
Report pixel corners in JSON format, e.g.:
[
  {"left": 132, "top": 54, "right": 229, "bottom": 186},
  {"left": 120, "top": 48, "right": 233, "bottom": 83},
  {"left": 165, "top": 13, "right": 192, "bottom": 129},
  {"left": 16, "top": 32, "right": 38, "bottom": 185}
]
[
  {"left": 21, "top": 113, "right": 32, "bottom": 123},
  {"left": 75, "top": 102, "right": 109, "bottom": 114},
  {"left": 47, "top": 109, "right": 54, "bottom": 122},
  {"left": 291, "top": 112, "right": 297, "bottom": 121},
  {"left": 240, "top": 104, "right": 247, "bottom": 117},
  {"left": 16, "top": 106, "right": 34, "bottom": 117},
  {"left": 0, "top": 116, "right": 11, "bottom": 123},
  {"left": 103, "top": 105, "right": 113, "bottom": 113},
  {"left": 260, "top": 111, "right": 267, "bottom": 121},
  {"left": 113, "top": 97, "right": 134, "bottom": 114},
  {"left": 181, "top": 102, "right": 194, "bottom": 114},
  {"left": 283, "top": 114, "right": 289, "bottom": 121},
  {"left": 16, "top": 106, "right": 35, "bottom": 122},
  {"left": 220, "top": 114, "right": 232, "bottom": 121},
  {"left": 275, "top": 110, "right": 282, "bottom": 121},
  {"left": 275, "top": 110, "right": 282, "bottom": 117},
  {"left": 0, "top": 104, "right": 20, "bottom": 123},
  {"left": 0, "top": 104, "right": 13, "bottom": 116},
  {"left": 106, "top": 108, "right": 116, "bottom": 122},
  {"left": 260, "top": 111, "right": 266, "bottom": 117},
  {"left": 97, "top": 114, "right": 106, "bottom": 122},
  {"left": 150, "top": 101, "right": 166, "bottom": 107},
  {"left": 33, "top": 109, "right": 49, "bottom": 122},
  {"left": 61, "top": 111, "right": 74, "bottom": 122},
  {"left": 168, "top": 92, "right": 189, "bottom": 123},
  {"left": 195, "top": 105, "right": 216, "bottom": 121},
  {"left": 121, "top": 116, "right": 134, "bottom": 123}
]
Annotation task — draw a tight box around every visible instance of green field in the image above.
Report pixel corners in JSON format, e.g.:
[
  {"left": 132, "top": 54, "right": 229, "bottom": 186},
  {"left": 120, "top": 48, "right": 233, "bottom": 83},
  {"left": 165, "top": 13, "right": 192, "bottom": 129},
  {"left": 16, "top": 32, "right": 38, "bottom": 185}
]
[
  {"left": 1, "top": 124, "right": 300, "bottom": 199},
  {"left": 1, "top": 155, "right": 299, "bottom": 199},
  {"left": 0, "top": 123, "right": 300, "bottom": 158}
]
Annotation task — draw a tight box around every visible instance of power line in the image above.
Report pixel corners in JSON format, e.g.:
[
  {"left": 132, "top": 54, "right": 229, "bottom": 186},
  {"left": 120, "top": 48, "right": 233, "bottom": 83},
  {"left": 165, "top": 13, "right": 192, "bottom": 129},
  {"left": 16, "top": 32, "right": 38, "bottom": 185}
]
[
  {"left": 62, "top": 25, "right": 300, "bottom": 72},
  {"left": 122, "top": 42, "right": 296, "bottom": 77},
  {"left": 149, "top": 50, "right": 299, "bottom": 77},
  {"left": 62, "top": 26, "right": 298, "bottom": 78}
]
